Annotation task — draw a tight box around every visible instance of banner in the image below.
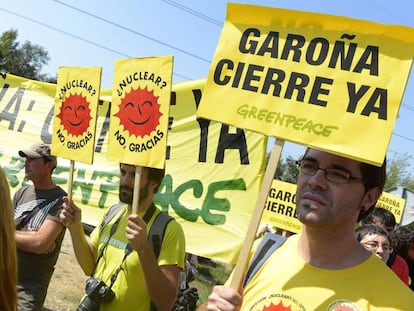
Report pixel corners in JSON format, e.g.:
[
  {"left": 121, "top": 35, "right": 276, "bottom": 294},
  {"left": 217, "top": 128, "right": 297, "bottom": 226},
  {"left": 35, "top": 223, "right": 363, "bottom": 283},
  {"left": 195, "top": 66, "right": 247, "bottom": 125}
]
[
  {"left": 197, "top": 3, "right": 414, "bottom": 166},
  {"left": 108, "top": 56, "right": 173, "bottom": 168},
  {"left": 0, "top": 73, "right": 267, "bottom": 264},
  {"left": 52, "top": 67, "right": 102, "bottom": 164}
]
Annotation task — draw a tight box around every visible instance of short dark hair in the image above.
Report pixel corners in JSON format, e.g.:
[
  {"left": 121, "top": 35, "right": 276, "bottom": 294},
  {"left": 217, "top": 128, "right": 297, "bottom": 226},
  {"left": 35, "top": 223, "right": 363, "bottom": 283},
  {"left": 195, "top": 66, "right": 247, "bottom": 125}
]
[
  {"left": 358, "top": 158, "right": 386, "bottom": 221},
  {"left": 359, "top": 160, "right": 386, "bottom": 192},
  {"left": 119, "top": 164, "right": 165, "bottom": 193},
  {"left": 361, "top": 207, "right": 396, "bottom": 228},
  {"left": 391, "top": 226, "right": 414, "bottom": 261},
  {"left": 356, "top": 224, "right": 390, "bottom": 243},
  {"left": 147, "top": 167, "right": 165, "bottom": 193},
  {"left": 42, "top": 156, "right": 57, "bottom": 171}
]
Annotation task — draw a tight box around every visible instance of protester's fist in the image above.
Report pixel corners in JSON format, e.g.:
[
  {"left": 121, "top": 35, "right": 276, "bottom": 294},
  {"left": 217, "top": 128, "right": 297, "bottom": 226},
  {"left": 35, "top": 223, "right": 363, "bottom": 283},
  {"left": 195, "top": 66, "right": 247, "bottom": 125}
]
[
  {"left": 206, "top": 285, "right": 242, "bottom": 311},
  {"left": 60, "top": 196, "right": 82, "bottom": 228},
  {"left": 125, "top": 214, "right": 149, "bottom": 252}
]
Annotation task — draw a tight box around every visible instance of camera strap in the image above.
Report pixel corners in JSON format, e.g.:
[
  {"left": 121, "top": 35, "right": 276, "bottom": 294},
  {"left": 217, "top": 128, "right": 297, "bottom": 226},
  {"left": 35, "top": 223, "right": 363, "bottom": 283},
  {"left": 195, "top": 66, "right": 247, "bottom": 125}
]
[{"left": 91, "top": 204, "right": 156, "bottom": 283}]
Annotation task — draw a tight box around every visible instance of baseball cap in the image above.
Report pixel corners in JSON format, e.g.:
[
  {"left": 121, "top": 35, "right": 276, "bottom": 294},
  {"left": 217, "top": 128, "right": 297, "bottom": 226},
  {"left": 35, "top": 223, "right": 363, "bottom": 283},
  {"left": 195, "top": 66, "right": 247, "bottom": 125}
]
[{"left": 19, "top": 143, "right": 57, "bottom": 167}]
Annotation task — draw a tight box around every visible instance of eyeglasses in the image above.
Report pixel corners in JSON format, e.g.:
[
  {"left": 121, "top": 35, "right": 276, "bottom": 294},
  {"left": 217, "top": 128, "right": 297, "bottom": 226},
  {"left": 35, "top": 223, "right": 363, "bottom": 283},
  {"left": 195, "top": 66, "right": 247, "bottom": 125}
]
[
  {"left": 361, "top": 241, "right": 393, "bottom": 253},
  {"left": 296, "top": 160, "right": 364, "bottom": 184}
]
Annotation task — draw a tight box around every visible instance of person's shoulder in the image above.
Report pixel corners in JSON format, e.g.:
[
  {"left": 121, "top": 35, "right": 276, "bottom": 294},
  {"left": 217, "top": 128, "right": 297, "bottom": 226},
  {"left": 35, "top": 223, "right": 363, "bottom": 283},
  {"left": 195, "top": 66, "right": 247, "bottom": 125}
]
[
  {"left": 161, "top": 212, "right": 182, "bottom": 231},
  {"left": 13, "top": 184, "right": 34, "bottom": 197},
  {"left": 17, "top": 184, "right": 34, "bottom": 192},
  {"left": 156, "top": 210, "right": 184, "bottom": 238},
  {"left": 393, "top": 253, "right": 409, "bottom": 266},
  {"left": 54, "top": 185, "right": 67, "bottom": 196}
]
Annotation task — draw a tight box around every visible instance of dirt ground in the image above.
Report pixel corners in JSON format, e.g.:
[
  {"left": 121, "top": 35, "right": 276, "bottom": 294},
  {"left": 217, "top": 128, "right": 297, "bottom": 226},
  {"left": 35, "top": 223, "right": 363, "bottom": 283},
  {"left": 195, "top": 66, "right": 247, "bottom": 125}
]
[{"left": 43, "top": 231, "right": 87, "bottom": 310}]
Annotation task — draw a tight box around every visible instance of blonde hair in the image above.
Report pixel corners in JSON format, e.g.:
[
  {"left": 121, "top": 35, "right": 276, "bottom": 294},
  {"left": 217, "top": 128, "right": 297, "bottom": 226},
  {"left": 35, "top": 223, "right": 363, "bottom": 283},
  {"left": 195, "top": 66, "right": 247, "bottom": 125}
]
[{"left": 0, "top": 167, "right": 17, "bottom": 311}]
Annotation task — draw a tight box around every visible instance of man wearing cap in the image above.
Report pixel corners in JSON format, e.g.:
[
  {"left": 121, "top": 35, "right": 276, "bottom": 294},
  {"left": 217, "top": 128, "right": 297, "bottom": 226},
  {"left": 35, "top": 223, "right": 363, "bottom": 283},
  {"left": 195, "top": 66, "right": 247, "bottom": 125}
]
[{"left": 13, "top": 143, "right": 67, "bottom": 311}]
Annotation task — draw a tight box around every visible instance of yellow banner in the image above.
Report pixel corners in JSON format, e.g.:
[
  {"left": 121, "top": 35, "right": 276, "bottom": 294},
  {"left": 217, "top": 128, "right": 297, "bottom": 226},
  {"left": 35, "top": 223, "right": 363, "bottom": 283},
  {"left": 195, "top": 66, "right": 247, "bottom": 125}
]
[
  {"left": 197, "top": 3, "right": 414, "bottom": 166},
  {"left": 108, "top": 56, "right": 173, "bottom": 168},
  {"left": 0, "top": 73, "right": 267, "bottom": 264},
  {"left": 52, "top": 67, "right": 102, "bottom": 164}
]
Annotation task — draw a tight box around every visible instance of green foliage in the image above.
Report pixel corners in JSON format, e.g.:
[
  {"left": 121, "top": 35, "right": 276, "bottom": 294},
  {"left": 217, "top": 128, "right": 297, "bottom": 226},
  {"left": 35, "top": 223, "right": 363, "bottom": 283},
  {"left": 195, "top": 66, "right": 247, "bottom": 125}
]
[
  {"left": 0, "top": 28, "right": 55, "bottom": 82},
  {"left": 272, "top": 155, "right": 299, "bottom": 183},
  {"left": 384, "top": 153, "right": 414, "bottom": 191}
]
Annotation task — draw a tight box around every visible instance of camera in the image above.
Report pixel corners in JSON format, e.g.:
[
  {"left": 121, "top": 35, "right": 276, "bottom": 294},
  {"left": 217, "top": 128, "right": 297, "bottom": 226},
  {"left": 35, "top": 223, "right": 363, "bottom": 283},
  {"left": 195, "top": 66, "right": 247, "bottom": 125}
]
[{"left": 77, "top": 277, "right": 115, "bottom": 311}]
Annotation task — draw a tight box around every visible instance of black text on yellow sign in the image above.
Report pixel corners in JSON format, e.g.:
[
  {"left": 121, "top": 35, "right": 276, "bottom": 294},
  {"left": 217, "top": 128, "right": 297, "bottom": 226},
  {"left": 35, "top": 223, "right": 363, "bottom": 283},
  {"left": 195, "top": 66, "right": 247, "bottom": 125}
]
[{"left": 214, "top": 28, "right": 387, "bottom": 134}]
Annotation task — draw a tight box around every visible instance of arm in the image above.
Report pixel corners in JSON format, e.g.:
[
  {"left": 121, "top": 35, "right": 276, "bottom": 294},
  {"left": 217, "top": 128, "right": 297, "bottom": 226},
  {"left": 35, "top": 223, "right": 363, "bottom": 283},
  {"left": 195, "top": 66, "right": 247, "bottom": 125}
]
[
  {"left": 15, "top": 218, "right": 63, "bottom": 254},
  {"left": 126, "top": 214, "right": 182, "bottom": 311},
  {"left": 60, "top": 197, "right": 96, "bottom": 276}
]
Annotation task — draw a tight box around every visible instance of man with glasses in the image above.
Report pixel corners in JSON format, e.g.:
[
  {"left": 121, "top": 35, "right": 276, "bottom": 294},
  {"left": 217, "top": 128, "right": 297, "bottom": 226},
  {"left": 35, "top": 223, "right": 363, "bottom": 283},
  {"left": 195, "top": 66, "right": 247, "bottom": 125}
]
[
  {"left": 13, "top": 143, "right": 67, "bottom": 311},
  {"left": 356, "top": 223, "right": 394, "bottom": 263},
  {"left": 204, "top": 148, "right": 413, "bottom": 311}
]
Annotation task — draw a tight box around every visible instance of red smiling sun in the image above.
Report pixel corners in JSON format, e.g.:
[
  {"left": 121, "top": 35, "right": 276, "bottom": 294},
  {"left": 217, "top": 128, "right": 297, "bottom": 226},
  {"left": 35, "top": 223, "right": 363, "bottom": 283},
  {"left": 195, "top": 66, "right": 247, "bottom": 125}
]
[
  {"left": 57, "top": 93, "right": 92, "bottom": 136},
  {"left": 114, "top": 86, "right": 162, "bottom": 138},
  {"left": 262, "top": 302, "right": 292, "bottom": 311}
]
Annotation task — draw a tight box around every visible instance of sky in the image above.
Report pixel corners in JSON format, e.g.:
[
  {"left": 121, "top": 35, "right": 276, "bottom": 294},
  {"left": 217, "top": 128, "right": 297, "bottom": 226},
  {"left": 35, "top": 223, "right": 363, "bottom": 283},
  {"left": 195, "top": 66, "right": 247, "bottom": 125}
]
[{"left": 1, "top": 0, "right": 414, "bottom": 165}]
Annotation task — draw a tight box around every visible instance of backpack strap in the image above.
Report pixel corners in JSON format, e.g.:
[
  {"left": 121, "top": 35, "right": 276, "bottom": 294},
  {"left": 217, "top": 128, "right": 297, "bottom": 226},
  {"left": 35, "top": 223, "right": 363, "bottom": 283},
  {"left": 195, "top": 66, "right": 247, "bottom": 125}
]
[
  {"left": 243, "top": 233, "right": 286, "bottom": 289},
  {"left": 100, "top": 203, "right": 125, "bottom": 232},
  {"left": 149, "top": 211, "right": 174, "bottom": 258},
  {"left": 148, "top": 210, "right": 174, "bottom": 311}
]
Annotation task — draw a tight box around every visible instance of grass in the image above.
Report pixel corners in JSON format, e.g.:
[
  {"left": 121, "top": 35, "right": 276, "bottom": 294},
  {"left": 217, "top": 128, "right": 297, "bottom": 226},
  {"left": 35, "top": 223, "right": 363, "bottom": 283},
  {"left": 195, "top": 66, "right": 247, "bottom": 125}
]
[{"left": 190, "top": 257, "right": 234, "bottom": 307}]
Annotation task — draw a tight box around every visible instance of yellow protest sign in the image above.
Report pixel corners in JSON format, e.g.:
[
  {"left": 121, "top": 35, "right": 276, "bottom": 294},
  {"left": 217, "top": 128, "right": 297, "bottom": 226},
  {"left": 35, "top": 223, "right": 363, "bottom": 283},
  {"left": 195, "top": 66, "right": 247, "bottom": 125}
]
[
  {"left": 261, "top": 180, "right": 302, "bottom": 234},
  {"left": 197, "top": 3, "right": 414, "bottom": 166},
  {"left": 108, "top": 56, "right": 173, "bottom": 168},
  {"left": 0, "top": 73, "right": 267, "bottom": 264},
  {"left": 374, "top": 192, "right": 405, "bottom": 223},
  {"left": 52, "top": 67, "right": 102, "bottom": 164}
]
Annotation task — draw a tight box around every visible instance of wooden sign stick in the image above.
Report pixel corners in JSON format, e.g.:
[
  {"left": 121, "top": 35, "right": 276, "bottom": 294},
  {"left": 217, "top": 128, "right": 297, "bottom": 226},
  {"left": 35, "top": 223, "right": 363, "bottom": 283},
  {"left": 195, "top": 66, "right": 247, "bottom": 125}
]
[
  {"left": 132, "top": 166, "right": 142, "bottom": 214},
  {"left": 67, "top": 160, "right": 75, "bottom": 203},
  {"left": 229, "top": 138, "right": 284, "bottom": 291}
]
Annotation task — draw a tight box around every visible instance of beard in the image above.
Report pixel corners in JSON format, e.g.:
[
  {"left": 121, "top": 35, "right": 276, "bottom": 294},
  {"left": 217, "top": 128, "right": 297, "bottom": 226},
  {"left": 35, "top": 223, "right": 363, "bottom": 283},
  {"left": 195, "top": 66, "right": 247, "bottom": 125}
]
[{"left": 119, "top": 182, "right": 149, "bottom": 205}]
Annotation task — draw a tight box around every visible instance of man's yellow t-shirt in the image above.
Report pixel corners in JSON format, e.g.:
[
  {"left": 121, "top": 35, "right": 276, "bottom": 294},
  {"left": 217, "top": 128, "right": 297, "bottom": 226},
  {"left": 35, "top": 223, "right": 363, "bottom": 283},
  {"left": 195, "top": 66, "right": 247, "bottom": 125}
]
[
  {"left": 239, "top": 234, "right": 413, "bottom": 311},
  {"left": 88, "top": 205, "right": 185, "bottom": 311}
]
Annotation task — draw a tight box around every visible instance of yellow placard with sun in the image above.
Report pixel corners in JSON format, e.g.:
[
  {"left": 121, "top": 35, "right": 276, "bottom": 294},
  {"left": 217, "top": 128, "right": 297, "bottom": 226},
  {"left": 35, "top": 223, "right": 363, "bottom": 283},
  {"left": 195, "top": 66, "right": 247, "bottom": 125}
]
[
  {"left": 52, "top": 67, "right": 102, "bottom": 164},
  {"left": 107, "top": 56, "right": 173, "bottom": 168}
]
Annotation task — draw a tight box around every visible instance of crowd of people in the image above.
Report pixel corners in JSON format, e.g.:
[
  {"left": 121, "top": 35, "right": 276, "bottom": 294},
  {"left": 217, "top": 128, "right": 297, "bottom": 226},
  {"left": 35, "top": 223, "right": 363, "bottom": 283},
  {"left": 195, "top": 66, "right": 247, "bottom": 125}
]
[{"left": 1, "top": 143, "right": 414, "bottom": 310}]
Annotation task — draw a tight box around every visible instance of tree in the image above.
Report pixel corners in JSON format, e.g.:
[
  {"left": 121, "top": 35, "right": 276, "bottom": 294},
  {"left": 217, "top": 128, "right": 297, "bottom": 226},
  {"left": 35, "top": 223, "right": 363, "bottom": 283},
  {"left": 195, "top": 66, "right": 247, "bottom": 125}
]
[
  {"left": 384, "top": 153, "right": 414, "bottom": 191},
  {"left": 0, "top": 29, "right": 55, "bottom": 82},
  {"left": 267, "top": 155, "right": 298, "bottom": 184}
]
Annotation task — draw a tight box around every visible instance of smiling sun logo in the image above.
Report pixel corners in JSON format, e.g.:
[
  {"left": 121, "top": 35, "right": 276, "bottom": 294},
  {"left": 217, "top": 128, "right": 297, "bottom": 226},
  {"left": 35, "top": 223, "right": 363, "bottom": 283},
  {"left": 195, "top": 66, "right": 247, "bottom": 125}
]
[
  {"left": 262, "top": 302, "right": 292, "bottom": 311},
  {"left": 114, "top": 86, "right": 162, "bottom": 138},
  {"left": 57, "top": 93, "right": 92, "bottom": 137}
]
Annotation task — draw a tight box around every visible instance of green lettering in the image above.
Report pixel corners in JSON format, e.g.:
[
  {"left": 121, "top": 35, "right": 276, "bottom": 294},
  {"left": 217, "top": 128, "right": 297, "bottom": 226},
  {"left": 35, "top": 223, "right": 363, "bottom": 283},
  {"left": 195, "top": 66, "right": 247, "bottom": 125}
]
[{"left": 201, "top": 178, "right": 246, "bottom": 225}]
